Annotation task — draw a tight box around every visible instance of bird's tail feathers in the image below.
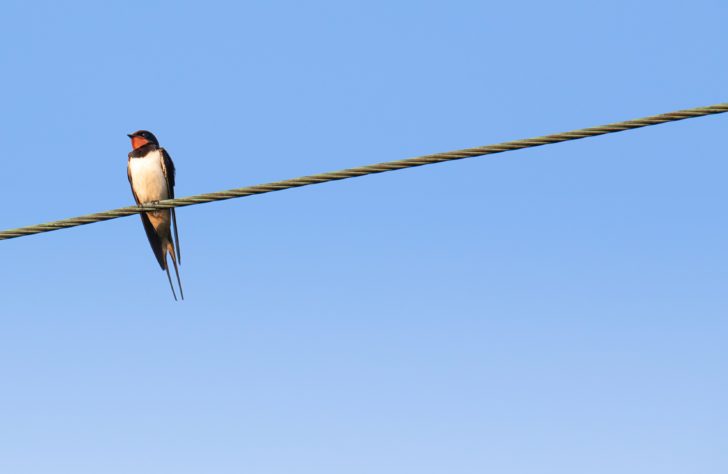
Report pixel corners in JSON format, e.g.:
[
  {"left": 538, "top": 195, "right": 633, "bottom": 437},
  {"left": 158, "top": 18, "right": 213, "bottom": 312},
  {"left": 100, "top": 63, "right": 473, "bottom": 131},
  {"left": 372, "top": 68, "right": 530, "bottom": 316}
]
[
  {"left": 164, "top": 262, "right": 178, "bottom": 301},
  {"left": 168, "top": 242, "right": 184, "bottom": 301}
]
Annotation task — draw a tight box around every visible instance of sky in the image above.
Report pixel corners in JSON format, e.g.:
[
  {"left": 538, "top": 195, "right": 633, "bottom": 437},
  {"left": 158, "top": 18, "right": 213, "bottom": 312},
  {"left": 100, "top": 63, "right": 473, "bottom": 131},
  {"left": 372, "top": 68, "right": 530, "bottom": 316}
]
[{"left": 0, "top": 1, "right": 726, "bottom": 472}]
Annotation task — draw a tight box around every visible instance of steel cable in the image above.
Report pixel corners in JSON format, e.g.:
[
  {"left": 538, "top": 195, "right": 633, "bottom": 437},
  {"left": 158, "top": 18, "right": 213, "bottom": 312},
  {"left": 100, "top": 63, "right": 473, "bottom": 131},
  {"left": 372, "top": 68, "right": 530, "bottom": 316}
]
[{"left": 1, "top": 103, "right": 726, "bottom": 241}]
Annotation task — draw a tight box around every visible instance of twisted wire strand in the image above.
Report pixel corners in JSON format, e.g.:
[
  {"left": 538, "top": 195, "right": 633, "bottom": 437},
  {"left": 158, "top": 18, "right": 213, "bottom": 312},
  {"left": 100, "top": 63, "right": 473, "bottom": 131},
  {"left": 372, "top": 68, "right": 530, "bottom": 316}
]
[{"left": 1, "top": 103, "right": 726, "bottom": 241}]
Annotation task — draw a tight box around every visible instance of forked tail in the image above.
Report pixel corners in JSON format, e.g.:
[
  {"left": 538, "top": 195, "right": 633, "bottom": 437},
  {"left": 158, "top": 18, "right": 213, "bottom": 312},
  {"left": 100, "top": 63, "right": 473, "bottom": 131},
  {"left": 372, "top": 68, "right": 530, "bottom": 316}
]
[
  {"left": 168, "top": 243, "right": 184, "bottom": 300},
  {"left": 165, "top": 265, "right": 178, "bottom": 301}
]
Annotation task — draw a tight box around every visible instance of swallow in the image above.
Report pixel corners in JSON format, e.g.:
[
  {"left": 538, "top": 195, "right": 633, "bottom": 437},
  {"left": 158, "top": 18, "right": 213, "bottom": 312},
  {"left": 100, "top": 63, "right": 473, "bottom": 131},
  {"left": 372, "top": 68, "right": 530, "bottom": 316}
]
[{"left": 127, "top": 130, "right": 183, "bottom": 300}]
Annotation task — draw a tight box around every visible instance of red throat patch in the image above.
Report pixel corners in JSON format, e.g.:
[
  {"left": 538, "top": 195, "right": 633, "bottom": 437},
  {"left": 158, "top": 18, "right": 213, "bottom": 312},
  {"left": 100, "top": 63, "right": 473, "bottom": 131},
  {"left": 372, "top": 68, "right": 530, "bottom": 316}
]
[{"left": 131, "top": 136, "right": 149, "bottom": 150}]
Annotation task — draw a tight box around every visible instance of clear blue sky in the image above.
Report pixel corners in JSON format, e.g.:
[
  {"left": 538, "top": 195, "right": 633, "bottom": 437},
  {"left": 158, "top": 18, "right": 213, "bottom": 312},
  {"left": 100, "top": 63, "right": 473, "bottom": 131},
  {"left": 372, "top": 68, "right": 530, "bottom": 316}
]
[{"left": 1, "top": 1, "right": 726, "bottom": 472}]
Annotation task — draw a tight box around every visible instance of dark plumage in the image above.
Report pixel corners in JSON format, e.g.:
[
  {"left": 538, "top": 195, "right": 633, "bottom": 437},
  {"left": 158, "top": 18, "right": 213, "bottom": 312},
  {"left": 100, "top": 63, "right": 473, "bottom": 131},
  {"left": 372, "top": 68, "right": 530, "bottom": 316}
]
[{"left": 127, "top": 130, "right": 183, "bottom": 300}]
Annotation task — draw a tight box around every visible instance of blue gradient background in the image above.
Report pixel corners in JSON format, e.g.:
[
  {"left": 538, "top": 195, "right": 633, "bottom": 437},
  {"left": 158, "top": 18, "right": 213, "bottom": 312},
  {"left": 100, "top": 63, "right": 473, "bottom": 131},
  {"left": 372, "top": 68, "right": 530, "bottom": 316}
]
[{"left": 1, "top": 1, "right": 726, "bottom": 472}]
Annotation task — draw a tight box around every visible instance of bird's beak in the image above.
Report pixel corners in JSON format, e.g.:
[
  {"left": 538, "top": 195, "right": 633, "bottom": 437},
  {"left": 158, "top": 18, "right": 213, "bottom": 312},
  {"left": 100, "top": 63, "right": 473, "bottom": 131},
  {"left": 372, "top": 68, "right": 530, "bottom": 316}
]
[{"left": 127, "top": 133, "right": 134, "bottom": 138}]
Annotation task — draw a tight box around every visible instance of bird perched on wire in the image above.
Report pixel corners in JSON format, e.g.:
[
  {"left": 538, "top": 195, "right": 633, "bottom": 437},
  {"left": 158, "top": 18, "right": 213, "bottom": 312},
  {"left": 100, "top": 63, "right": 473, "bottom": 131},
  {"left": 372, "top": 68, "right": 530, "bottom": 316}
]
[{"left": 127, "top": 130, "right": 183, "bottom": 300}]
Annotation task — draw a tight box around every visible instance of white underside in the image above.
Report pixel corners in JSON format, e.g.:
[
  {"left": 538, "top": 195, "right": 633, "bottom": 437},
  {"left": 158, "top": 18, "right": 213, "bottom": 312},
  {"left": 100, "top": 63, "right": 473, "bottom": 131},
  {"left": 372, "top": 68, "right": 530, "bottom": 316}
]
[{"left": 129, "top": 150, "right": 169, "bottom": 203}]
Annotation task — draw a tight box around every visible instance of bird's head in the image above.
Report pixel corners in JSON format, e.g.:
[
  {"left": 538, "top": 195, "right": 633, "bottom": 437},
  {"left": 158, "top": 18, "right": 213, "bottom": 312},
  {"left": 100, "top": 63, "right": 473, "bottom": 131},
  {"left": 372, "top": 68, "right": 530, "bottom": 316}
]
[{"left": 127, "top": 130, "right": 159, "bottom": 150}]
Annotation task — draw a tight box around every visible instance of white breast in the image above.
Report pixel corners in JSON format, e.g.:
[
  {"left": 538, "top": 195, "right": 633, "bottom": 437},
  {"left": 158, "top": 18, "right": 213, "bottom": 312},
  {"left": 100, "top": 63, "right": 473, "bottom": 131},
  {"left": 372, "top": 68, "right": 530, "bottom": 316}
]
[{"left": 128, "top": 150, "right": 169, "bottom": 203}]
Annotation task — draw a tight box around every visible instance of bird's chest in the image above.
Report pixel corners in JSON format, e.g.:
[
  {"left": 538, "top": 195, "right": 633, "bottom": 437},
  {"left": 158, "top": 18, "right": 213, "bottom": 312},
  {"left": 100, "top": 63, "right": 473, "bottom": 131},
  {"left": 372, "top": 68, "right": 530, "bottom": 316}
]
[{"left": 128, "top": 151, "right": 168, "bottom": 203}]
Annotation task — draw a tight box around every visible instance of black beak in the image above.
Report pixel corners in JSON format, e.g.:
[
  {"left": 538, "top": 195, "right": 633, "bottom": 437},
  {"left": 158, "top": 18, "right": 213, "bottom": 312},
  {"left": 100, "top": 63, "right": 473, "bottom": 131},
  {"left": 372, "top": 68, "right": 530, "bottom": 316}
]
[{"left": 127, "top": 133, "right": 134, "bottom": 138}]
